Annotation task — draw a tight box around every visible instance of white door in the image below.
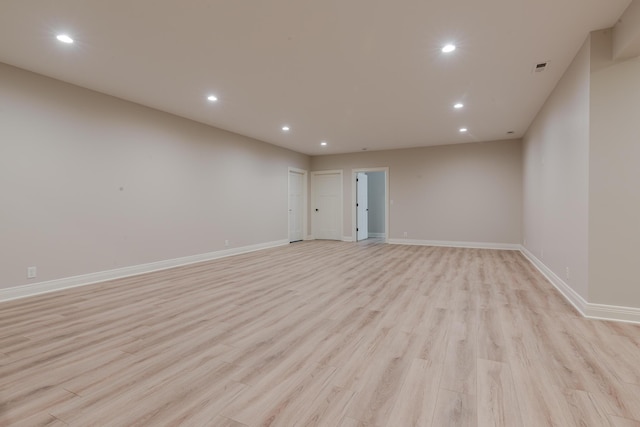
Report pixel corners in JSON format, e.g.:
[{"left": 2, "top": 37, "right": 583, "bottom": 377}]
[
  {"left": 288, "top": 170, "right": 304, "bottom": 242},
  {"left": 312, "top": 171, "right": 342, "bottom": 240},
  {"left": 356, "top": 173, "right": 369, "bottom": 241}
]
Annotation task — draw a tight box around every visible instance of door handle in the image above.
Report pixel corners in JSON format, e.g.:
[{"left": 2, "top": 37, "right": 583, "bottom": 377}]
[{"left": 315, "top": 208, "right": 319, "bottom": 212}]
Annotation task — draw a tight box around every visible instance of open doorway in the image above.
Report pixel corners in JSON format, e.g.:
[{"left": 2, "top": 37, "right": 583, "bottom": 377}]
[
  {"left": 356, "top": 172, "right": 369, "bottom": 240},
  {"left": 353, "top": 168, "right": 389, "bottom": 242}
]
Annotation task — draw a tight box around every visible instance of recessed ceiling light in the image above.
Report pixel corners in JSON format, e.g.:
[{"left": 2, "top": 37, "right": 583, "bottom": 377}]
[
  {"left": 282, "top": 126, "right": 290, "bottom": 132},
  {"left": 320, "top": 141, "right": 327, "bottom": 146},
  {"left": 207, "top": 95, "right": 218, "bottom": 102},
  {"left": 56, "top": 34, "right": 74, "bottom": 44},
  {"left": 442, "top": 44, "right": 456, "bottom": 53},
  {"left": 459, "top": 128, "right": 468, "bottom": 133},
  {"left": 454, "top": 103, "right": 464, "bottom": 109}
]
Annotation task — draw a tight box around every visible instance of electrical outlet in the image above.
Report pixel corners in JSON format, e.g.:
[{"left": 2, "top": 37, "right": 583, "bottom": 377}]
[
  {"left": 403, "top": 231, "right": 408, "bottom": 238},
  {"left": 224, "top": 240, "right": 229, "bottom": 247},
  {"left": 27, "top": 266, "right": 37, "bottom": 279},
  {"left": 523, "top": 238, "right": 527, "bottom": 246},
  {"left": 540, "top": 249, "right": 544, "bottom": 259},
  {"left": 566, "top": 267, "right": 570, "bottom": 280}
]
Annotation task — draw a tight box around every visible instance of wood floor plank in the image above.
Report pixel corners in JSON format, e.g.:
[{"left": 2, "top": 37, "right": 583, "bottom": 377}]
[
  {"left": 591, "top": 380, "right": 640, "bottom": 422},
  {"left": 106, "top": 363, "right": 244, "bottom": 426},
  {"left": 562, "top": 389, "right": 613, "bottom": 427},
  {"left": 578, "top": 330, "right": 640, "bottom": 386},
  {"left": 431, "top": 389, "right": 477, "bottom": 427},
  {"left": 293, "top": 386, "right": 356, "bottom": 427},
  {"left": 0, "top": 387, "right": 77, "bottom": 426},
  {"left": 346, "top": 354, "right": 410, "bottom": 426},
  {"left": 338, "top": 416, "right": 366, "bottom": 427},
  {"left": 477, "top": 309, "right": 507, "bottom": 362},
  {"left": 2, "top": 412, "right": 68, "bottom": 427},
  {"left": 510, "top": 360, "right": 584, "bottom": 426},
  {"left": 414, "top": 307, "right": 451, "bottom": 364},
  {"left": 255, "top": 365, "right": 338, "bottom": 427},
  {"left": 52, "top": 350, "right": 232, "bottom": 424},
  {"left": 207, "top": 415, "right": 249, "bottom": 427},
  {"left": 609, "top": 415, "right": 640, "bottom": 427},
  {"left": 476, "top": 358, "right": 522, "bottom": 427},
  {"left": 439, "top": 292, "right": 477, "bottom": 395},
  {"left": 160, "top": 381, "right": 247, "bottom": 426},
  {"left": 385, "top": 358, "right": 441, "bottom": 427},
  {"left": 0, "top": 240, "right": 639, "bottom": 426},
  {"left": 220, "top": 363, "right": 332, "bottom": 425}
]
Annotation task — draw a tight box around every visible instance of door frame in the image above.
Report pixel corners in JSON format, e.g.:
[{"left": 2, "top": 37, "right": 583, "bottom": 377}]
[
  {"left": 351, "top": 167, "right": 389, "bottom": 242},
  {"left": 311, "top": 170, "right": 343, "bottom": 240},
  {"left": 288, "top": 167, "right": 308, "bottom": 242}
]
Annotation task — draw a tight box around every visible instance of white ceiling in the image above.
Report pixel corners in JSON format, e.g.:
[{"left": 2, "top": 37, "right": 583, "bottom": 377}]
[{"left": 0, "top": 0, "right": 631, "bottom": 155}]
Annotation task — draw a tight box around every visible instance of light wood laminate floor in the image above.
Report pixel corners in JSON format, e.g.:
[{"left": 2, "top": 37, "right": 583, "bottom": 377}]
[{"left": 1, "top": 241, "right": 640, "bottom": 426}]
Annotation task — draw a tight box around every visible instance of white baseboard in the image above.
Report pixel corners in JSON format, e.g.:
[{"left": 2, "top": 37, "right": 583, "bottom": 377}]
[
  {"left": 0, "top": 239, "right": 289, "bottom": 303},
  {"left": 304, "top": 235, "right": 314, "bottom": 241},
  {"left": 583, "top": 303, "right": 640, "bottom": 324},
  {"left": 342, "top": 236, "right": 354, "bottom": 242},
  {"left": 519, "top": 246, "right": 589, "bottom": 316},
  {"left": 388, "top": 238, "right": 520, "bottom": 250},
  {"left": 368, "top": 233, "right": 385, "bottom": 238},
  {"left": 519, "top": 245, "right": 640, "bottom": 324}
]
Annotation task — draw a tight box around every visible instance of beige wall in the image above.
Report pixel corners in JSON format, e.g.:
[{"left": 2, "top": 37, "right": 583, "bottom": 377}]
[
  {"left": 523, "top": 28, "right": 640, "bottom": 312},
  {"left": 522, "top": 38, "right": 591, "bottom": 300},
  {"left": 0, "top": 63, "right": 310, "bottom": 289},
  {"left": 589, "top": 31, "right": 640, "bottom": 307},
  {"left": 311, "top": 140, "right": 522, "bottom": 244}
]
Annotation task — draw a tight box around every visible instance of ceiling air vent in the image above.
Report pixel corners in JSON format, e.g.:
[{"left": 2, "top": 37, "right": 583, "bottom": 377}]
[{"left": 533, "top": 61, "right": 549, "bottom": 73}]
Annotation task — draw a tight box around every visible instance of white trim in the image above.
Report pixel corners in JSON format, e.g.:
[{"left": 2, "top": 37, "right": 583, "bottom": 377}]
[
  {"left": 388, "top": 238, "right": 520, "bottom": 250},
  {"left": 342, "top": 236, "right": 354, "bottom": 242},
  {"left": 304, "top": 235, "right": 315, "bottom": 241},
  {"left": 519, "top": 245, "right": 588, "bottom": 316},
  {"left": 519, "top": 245, "right": 640, "bottom": 324},
  {"left": 288, "top": 167, "right": 308, "bottom": 243},
  {"left": 351, "top": 167, "right": 390, "bottom": 243},
  {"left": 583, "top": 303, "right": 640, "bottom": 324},
  {"left": 0, "top": 239, "right": 289, "bottom": 303}
]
